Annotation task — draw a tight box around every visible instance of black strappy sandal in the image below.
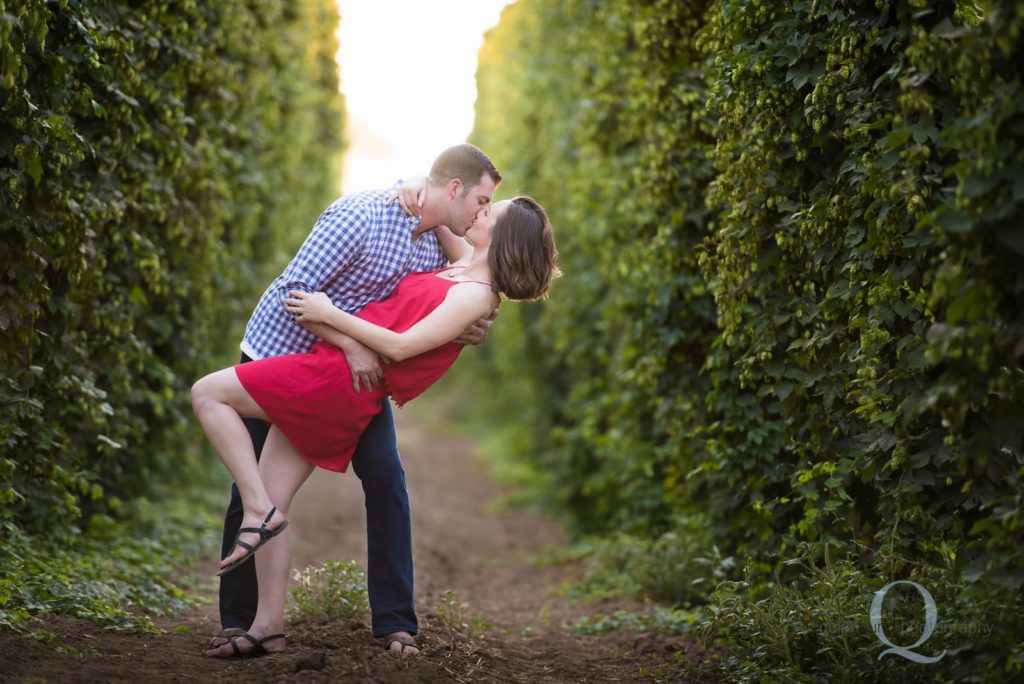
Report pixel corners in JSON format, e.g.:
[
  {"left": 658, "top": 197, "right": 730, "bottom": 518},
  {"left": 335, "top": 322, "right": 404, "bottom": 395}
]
[
  {"left": 217, "top": 506, "right": 289, "bottom": 577},
  {"left": 205, "top": 631, "right": 286, "bottom": 659},
  {"left": 205, "top": 627, "right": 246, "bottom": 650}
]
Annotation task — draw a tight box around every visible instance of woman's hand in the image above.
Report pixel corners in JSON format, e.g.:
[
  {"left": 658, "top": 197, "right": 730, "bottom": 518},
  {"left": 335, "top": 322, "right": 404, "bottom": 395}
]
[
  {"left": 386, "top": 176, "right": 427, "bottom": 216},
  {"left": 284, "top": 290, "right": 334, "bottom": 324}
]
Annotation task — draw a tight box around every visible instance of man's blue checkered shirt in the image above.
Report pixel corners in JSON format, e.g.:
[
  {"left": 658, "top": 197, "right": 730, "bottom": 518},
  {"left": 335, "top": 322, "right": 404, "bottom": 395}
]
[{"left": 241, "top": 182, "right": 447, "bottom": 360}]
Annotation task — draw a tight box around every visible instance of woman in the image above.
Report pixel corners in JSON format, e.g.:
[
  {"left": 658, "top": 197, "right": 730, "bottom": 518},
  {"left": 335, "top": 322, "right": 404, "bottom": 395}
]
[{"left": 191, "top": 196, "right": 557, "bottom": 658}]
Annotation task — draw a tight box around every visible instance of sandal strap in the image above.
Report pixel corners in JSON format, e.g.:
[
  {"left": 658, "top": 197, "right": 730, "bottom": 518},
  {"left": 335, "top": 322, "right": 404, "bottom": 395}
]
[
  {"left": 218, "top": 513, "right": 288, "bottom": 577},
  {"left": 228, "top": 632, "right": 260, "bottom": 656},
  {"left": 237, "top": 526, "right": 276, "bottom": 541},
  {"left": 238, "top": 507, "right": 279, "bottom": 540},
  {"left": 206, "top": 627, "right": 246, "bottom": 649}
]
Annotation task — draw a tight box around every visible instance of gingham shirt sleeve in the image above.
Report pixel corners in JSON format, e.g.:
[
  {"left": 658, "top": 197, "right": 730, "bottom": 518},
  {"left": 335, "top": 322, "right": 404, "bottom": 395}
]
[{"left": 279, "top": 201, "right": 369, "bottom": 295}]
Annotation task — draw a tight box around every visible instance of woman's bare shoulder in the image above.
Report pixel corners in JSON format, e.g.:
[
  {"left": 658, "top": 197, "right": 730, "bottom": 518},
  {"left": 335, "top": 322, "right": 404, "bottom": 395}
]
[{"left": 447, "top": 281, "right": 499, "bottom": 314}]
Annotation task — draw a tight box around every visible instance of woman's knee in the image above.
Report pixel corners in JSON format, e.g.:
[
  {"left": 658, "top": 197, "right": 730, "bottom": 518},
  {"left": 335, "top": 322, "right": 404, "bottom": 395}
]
[
  {"left": 191, "top": 369, "right": 239, "bottom": 414},
  {"left": 190, "top": 375, "right": 215, "bottom": 413}
]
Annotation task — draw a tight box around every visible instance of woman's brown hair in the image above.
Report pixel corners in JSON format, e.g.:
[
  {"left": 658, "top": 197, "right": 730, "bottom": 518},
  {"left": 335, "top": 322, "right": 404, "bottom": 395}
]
[{"left": 488, "top": 196, "right": 560, "bottom": 301}]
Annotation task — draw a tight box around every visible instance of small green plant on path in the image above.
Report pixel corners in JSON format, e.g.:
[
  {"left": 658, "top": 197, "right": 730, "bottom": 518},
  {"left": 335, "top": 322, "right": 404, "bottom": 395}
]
[
  {"left": 568, "top": 607, "right": 705, "bottom": 636},
  {"left": 289, "top": 560, "right": 369, "bottom": 622},
  {"left": 433, "top": 589, "right": 491, "bottom": 638}
]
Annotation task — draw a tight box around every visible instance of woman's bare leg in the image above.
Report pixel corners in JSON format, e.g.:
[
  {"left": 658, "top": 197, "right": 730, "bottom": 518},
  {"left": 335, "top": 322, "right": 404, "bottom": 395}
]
[
  {"left": 205, "top": 426, "right": 314, "bottom": 656},
  {"left": 191, "top": 368, "right": 287, "bottom": 569}
]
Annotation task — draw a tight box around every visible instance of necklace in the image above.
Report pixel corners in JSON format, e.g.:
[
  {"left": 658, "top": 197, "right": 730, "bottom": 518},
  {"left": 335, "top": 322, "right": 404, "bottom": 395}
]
[{"left": 440, "top": 268, "right": 493, "bottom": 289}]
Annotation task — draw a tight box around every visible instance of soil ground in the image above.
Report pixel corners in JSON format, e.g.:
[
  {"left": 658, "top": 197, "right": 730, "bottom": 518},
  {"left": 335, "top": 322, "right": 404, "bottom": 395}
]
[{"left": 0, "top": 408, "right": 713, "bottom": 682}]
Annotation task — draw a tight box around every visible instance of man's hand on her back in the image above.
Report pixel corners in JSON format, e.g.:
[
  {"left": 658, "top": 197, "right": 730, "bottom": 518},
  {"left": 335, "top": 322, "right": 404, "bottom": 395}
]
[
  {"left": 386, "top": 176, "right": 427, "bottom": 216},
  {"left": 342, "top": 339, "right": 386, "bottom": 392},
  {"left": 454, "top": 306, "right": 499, "bottom": 346}
]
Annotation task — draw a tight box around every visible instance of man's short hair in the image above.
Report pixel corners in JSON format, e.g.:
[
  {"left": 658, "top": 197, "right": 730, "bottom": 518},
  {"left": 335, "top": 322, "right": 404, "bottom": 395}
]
[{"left": 429, "top": 143, "right": 501, "bottom": 191}]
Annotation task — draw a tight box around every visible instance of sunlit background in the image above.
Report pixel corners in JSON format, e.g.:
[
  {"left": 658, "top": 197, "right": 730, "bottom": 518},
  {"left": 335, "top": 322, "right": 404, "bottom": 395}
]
[{"left": 335, "top": 0, "right": 514, "bottom": 195}]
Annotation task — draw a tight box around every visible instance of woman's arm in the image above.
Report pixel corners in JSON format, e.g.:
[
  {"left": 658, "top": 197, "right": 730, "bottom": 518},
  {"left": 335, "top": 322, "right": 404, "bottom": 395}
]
[
  {"left": 300, "top": 321, "right": 385, "bottom": 391},
  {"left": 434, "top": 225, "right": 472, "bottom": 264},
  {"left": 301, "top": 321, "right": 354, "bottom": 350},
  {"left": 286, "top": 285, "right": 495, "bottom": 362}
]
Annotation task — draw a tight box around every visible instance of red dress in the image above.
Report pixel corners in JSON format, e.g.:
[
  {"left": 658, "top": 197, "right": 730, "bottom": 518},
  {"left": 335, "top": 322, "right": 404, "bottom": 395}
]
[{"left": 235, "top": 268, "right": 485, "bottom": 472}]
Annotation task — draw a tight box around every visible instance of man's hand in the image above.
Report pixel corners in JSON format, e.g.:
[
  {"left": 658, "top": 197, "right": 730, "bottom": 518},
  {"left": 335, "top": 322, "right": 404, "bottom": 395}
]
[
  {"left": 454, "top": 306, "right": 499, "bottom": 345},
  {"left": 299, "top": 322, "right": 384, "bottom": 393},
  {"left": 341, "top": 339, "right": 385, "bottom": 393},
  {"left": 386, "top": 176, "right": 427, "bottom": 216}
]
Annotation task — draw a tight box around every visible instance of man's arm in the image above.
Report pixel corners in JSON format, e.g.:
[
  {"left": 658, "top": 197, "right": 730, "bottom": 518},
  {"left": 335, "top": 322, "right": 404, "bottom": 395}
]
[
  {"left": 279, "top": 203, "right": 368, "bottom": 295},
  {"left": 452, "top": 305, "right": 498, "bottom": 346},
  {"left": 279, "top": 202, "right": 385, "bottom": 390}
]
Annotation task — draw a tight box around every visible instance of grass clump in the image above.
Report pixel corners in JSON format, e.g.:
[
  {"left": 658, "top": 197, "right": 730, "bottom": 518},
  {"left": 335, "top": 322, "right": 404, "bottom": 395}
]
[
  {"left": 553, "top": 514, "right": 736, "bottom": 608},
  {"left": 568, "top": 606, "right": 704, "bottom": 636},
  {"left": 432, "top": 589, "right": 491, "bottom": 639},
  {"left": 289, "top": 559, "right": 368, "bottom": 622}
]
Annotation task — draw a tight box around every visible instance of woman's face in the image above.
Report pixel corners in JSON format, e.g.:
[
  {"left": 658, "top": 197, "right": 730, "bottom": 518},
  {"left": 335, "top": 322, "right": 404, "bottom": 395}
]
[{"left": 465, "top": 199, "right": 510, "bottom": 246}]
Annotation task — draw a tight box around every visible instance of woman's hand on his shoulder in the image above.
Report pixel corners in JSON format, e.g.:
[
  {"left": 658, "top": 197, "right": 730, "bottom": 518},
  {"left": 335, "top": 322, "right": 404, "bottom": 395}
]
[
  {"left": 386, "top": 176, "right": 427, "bottom": 216},
  {"left": 284, "top": 290, "right": 334, "bottom": 324}
]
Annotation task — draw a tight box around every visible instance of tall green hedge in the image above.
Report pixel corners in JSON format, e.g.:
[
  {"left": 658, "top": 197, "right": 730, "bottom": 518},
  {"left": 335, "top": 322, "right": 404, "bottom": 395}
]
[
  {"left": 472, "top": 0, "right": 719, "bottom": 533},
  {"left": 471, "top": 0, "right": 1022, "bottom": 677},
  {"left": 0, "top": 0, "right": 345, "bottom": 536}
]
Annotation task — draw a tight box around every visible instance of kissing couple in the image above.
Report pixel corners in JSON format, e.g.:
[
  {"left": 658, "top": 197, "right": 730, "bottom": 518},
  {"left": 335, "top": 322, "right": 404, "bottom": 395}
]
[{"left": 190, "top": 143, "right": 559, "bottom": 658}]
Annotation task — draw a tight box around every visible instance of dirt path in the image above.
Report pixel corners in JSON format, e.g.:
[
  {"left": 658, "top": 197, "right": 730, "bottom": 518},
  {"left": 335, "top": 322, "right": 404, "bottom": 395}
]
[{"left": 1, "top": 407, "right": 706, "bottom": 682}]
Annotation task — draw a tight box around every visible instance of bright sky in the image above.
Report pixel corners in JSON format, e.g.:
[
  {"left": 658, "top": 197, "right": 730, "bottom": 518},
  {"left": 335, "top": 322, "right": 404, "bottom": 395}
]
[{"left": 335, "top": 0, "right": 514, "bottom": 195}]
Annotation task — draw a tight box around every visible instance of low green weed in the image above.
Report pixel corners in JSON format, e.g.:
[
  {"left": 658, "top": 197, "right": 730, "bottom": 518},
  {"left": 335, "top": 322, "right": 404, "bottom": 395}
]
[
  {"left": 561, "top": 515, "right": 737, "bottom": 607},
  {"left": 432, "top": 589, "right": 491, "bottom": 638},
  {"left": 289, "top": 559, "right": 368, "bottom": 621},
  {"left": 568, "top": 606, "right": 704, "bottom": 635}
]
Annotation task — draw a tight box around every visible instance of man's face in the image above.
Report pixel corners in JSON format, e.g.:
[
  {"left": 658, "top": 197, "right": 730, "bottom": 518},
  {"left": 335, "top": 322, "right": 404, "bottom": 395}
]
[{"left": 446, "top": 174, "right": 497, "bottom": 236}]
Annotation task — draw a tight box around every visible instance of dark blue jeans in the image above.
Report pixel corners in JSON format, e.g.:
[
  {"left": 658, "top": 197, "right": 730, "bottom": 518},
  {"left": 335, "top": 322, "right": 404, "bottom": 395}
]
[{"left": 219, "top": 352, "right": 417, "bottom": 637}]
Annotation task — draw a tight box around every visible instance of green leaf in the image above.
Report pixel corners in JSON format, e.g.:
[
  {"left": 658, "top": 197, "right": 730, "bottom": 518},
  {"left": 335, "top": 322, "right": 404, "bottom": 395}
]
[
  {"left": 936, "top": 208, "right": 972, "bottom": 234},
  {"left": 884, "top": 128, "right": 911, "bottom": 149},
  {"left": 994, "top": 220, "right": 1024, "bottom": 256},
  {"left": 26, "top": 156, "right": 42, "bottom": 186},
  {"left": 962, "top": 171, "right": 996, "bottom": 199},
  {"left": 775, "top": 382, "right": 794, "bottom": 400}
]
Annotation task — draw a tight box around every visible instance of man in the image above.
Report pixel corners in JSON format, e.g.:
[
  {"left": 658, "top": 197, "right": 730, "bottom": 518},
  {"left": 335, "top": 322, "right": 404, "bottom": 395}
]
[{"left": 207, "top": 143, "right": 500, "bottom": 657}]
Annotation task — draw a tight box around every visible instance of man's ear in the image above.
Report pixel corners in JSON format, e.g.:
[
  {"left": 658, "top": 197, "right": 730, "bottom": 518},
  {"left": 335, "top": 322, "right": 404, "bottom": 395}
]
[{"left": 447, "top": 178, "right": 462, "bottom": 199}]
